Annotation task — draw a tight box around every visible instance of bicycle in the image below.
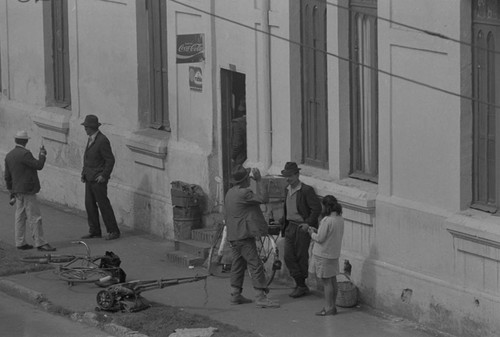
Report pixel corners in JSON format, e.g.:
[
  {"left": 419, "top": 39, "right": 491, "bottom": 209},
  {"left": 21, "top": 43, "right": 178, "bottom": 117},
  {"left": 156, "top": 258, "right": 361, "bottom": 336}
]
[
  {"left": 20, "top": 241, "right": 116, "bottom": 285},
  {"left": 206, "top": 222, "right": 282, "bottom": 286}
]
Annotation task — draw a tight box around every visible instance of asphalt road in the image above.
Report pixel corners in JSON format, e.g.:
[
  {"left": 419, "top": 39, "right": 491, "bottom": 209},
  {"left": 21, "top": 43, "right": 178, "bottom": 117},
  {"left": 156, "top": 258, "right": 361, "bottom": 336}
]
[{"left": 0, "top": 291, "right": 112, "bottom": 337}]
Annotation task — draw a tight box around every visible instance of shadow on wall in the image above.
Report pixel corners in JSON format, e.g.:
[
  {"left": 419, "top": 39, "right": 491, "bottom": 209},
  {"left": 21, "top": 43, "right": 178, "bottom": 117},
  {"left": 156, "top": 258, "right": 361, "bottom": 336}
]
[
  {"left": 132, "top": 174, "right": 154, "bottom": 235},
  {"left": 359, "top": 245, "right": 379, "bottom": 306}
]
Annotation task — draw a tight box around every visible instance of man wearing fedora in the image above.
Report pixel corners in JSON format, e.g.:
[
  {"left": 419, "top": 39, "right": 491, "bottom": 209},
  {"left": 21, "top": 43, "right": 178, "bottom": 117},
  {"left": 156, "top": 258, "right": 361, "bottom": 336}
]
[
  {"left": 224, "top": 165, "right": 280, "bottom": 308},
  {"left": 4, "top": 130, "right": 56, "bottom": 251},
  {"left": 279, "top": 162, "right": 321, "bottom": 298},
  {"left": 81, "top": 115, "right": 120, "bottom": 241}
]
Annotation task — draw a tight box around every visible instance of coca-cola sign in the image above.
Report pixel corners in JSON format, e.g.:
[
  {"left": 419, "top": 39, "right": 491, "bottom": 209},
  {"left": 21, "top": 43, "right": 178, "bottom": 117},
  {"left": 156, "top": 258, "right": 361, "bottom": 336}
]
[{"left": 176, "top": 34, "right": 205, "bottom": 64}]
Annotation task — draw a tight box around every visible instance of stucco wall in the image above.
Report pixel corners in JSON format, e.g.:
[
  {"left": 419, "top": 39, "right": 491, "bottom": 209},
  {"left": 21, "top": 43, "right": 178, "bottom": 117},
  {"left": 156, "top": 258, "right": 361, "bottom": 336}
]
[{"left": 1, "top": 1, "right": 499, "bottom": 335}]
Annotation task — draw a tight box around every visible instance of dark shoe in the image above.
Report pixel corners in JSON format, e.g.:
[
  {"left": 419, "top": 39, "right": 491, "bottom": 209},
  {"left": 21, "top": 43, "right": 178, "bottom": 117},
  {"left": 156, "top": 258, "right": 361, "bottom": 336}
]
[
  {"left": 230, "top": 294, "right": 253, "bottom": 305},
  {"left": 315, "top": 307, "right": 337, "bottom": 316},
  {"left": 105, "top": 232, "right": 120, "bottom": 241},
  {"left": 16, "top": 244, "right": 33, "bottom": 250},
  {"left": 37, "top": 244, "right": 56, "bottom": 252},
  {"left": 289, "top": 286, "right": 310, "bottom": 298},
  {"left": 81, "top": 233, "right": 102, "bottom": 239}
]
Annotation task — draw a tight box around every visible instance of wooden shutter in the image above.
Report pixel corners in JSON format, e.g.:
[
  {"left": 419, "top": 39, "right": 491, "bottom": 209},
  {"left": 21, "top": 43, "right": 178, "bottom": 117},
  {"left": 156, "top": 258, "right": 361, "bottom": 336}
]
[
  {"left": 472, "top": 0, "right": 500, "bottom": 211},
  {"left": 301, "top": 0, "right": 328, "bottom": 168},
  {"left": 52, "top": 0, "right": 70, "bottom": 107},
  {"left": 349, "top": 0, "right": 378, "bottom": 181},
  {"left": 148, "top": 0, "right": 169, "bottom": 130}
]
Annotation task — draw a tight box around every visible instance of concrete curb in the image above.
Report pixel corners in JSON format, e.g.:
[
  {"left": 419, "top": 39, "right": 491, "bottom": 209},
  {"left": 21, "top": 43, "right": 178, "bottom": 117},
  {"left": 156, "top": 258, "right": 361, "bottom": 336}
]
[{"left": 0, "top": 279, "right": 149, "bottom": 337}]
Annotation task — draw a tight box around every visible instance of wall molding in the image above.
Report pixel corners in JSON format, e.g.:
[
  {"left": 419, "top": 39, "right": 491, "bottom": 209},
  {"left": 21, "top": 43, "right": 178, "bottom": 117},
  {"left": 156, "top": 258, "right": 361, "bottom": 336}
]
[
  {"left": 32, "top": 107, "right": 71, "bottom": 144},
  {"left": 125, "top": 128, "right": 169, "bottom": 169}
]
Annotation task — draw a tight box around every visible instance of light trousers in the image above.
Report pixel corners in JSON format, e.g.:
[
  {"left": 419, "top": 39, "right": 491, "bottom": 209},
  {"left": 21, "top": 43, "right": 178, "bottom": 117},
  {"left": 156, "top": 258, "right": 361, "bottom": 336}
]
[
  {"left": 14, "top": 193, "right": 47, "bottom": 248},
  {"left": 230, "top": 238, "right": 268, "bottom": 292}
]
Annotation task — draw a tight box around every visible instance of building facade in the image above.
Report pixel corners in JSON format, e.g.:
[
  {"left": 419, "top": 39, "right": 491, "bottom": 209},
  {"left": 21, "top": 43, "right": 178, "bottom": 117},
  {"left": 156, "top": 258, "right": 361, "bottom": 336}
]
[{"left": 0, "top": 0, "right": 498, "bottom": 336}]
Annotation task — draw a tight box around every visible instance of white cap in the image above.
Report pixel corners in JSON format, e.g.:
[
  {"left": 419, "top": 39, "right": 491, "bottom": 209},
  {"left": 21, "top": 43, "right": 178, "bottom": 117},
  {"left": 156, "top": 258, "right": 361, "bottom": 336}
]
[{"left": 14, "top": 130, "right": 30, "bottom": 140}]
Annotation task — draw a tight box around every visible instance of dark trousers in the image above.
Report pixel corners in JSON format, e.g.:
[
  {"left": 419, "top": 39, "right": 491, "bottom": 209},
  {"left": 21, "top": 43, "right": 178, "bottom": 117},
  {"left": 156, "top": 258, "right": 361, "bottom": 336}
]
[
  {"left": 230, "top": 238, "right": 267, "bottom": 291},
  {"left": 85, "top": 181, "right": 119, "bottom": 235},
  {"left": 284, "top": 222, "right": 311, "bottom": 286}
]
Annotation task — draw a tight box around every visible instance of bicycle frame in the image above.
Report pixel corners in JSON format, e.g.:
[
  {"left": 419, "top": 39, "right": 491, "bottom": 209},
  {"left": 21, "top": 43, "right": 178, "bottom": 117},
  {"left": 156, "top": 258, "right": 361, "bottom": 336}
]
[{"left": 53, "top": 241, "right": 101, "bottom": 272}]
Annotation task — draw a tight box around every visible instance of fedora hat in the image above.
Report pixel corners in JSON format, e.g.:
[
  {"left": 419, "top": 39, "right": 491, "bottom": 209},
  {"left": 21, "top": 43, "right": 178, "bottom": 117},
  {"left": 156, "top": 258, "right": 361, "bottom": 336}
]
[
  {"left": 14, "top": 130, "right": 30, "bottom": 140},
  {"left": 231, "top": 165, "right": 251, "bottom": 184},
  {"left": 280, "top": 162, "right": 301, "bottom": 177},
  {"left": 81, "top": 115, "right": 102, "bottom": 128}
]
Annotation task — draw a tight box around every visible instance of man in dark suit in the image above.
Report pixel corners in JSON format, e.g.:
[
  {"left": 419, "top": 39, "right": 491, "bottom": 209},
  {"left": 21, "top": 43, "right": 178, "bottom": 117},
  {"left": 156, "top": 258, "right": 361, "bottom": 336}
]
[
  {"left": 81, "top": 115, "right": 120, "bottom": 240},
  {"left": 224, "top": 165, "right": 279, "bottom": 308},
  {"left": 279, "top": 162, "right": 322, "bottom": 298},
  {"left": 4, "top": 130, "right": 56, "bottom": 251}
]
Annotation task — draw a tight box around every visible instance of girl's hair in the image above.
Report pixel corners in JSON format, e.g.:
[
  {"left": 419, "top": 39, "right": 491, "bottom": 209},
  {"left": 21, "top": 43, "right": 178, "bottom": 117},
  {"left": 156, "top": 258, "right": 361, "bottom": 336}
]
[{"left": 321, "top": 195, "right": 342, "bottom": 217}]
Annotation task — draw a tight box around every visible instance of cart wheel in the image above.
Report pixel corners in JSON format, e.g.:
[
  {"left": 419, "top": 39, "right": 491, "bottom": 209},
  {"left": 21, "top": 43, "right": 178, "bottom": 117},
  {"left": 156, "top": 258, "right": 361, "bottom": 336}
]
[{"left": 96, "top": 290, "right": 116, "bottom": 311}]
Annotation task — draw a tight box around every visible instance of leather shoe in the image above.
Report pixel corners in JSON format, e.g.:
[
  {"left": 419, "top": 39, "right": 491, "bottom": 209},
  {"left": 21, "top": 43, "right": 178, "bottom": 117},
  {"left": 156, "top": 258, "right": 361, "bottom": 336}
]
[
  {"left": 230, "top": 293, "right": 253, "bottom": 305},
  {"left": 105, "top": 232, "right": 120, "bottom": 241},
  {"left": 289, "top": 286, "right": 310, "bottom": 298},
  {"left": 37, "top": 244, "right": 56, "bottom": 252},
  {"left": 16, "top": 244, "right": 33, "bottom": 250},
  {"left": 81, "top": 233, "right": 102, "bottom": 239}
]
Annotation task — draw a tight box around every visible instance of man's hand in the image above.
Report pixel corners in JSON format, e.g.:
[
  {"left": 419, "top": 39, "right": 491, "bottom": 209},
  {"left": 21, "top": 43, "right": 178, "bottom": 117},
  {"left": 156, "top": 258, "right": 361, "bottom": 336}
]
[
  {"left": 39, "top": 147, "right": 47, "bottom": 157},
  {"left": 96, "top": 175, "right": 106, "bottom": 183},
  {"left": 251, "top": 168, "right": 261, "bottom": 181},
  {"left": 299, "top": 223, "right": 309, "bottom": 232}
]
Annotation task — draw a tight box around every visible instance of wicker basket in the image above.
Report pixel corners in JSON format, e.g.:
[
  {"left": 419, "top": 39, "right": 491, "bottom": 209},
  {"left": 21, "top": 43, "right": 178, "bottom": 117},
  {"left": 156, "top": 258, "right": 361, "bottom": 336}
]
[{"left": 335, "top": 273, "right": 358, "bottom": 308}]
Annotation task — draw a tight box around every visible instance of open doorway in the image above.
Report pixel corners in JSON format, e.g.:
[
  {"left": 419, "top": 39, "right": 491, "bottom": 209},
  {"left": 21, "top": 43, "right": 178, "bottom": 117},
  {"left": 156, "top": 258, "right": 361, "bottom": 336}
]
[{"left": 220, "top": 69, "right": 246, "bottom": 195}]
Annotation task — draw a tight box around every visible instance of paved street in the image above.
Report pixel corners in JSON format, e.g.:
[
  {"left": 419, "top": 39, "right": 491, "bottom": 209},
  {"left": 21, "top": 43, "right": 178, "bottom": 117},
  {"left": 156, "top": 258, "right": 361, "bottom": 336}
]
[
  {"left": 0, "top": 191, "right": 455, "bottom": 337},
  {"left": 0, "top": 291, "right": 112, "bottom": 337}
]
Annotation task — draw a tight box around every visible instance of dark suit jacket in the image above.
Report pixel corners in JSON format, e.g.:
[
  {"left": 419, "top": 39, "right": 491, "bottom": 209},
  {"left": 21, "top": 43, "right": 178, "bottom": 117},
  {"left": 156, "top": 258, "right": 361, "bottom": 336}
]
[
  {"left": 82, "top": 131, "right": 115, "bottom": 182},
  {"left": 225, "top": 185, "right": 268, "bottom": 241},
  {"left": 281, "top": 183, "right": 322, "bottom": 235},
  {"left": 4, "top": 145, "right": 46, "bottom": 194}
]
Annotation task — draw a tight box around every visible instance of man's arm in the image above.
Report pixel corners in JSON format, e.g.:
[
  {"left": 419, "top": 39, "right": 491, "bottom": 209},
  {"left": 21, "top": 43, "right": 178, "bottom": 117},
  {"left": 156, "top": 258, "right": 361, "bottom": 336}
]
[
  {"left": 303, "top": 187, "right": 321, "bottom": 226},
  {"left": 21, "top": 151, "right": 46, "bottom": 171},
  {"left": 4, "top": 159, "right": 12, "bottom": 190},
  {"left": 298, "top": 186, "right": 322, "bottom": 232},
  {"left": 252, "top": 168, "right": 269, "bottom": 203},
  {"left": 98, "top": 137, "right": 115, "bottom": 181},
  {"left": 242, "top": 169, "right": 269, "bottom": 204}
]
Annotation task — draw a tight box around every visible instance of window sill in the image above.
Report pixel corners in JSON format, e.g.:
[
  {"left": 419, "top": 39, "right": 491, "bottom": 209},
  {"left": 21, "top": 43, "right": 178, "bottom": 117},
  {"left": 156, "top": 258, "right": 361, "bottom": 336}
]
[
  {"left": 301, "top": 173, "right": 377, "bottom": 226},
  {"left": 32, "top": 107, "right": 71, "bottom": 144},
  {"left": 125, "top": 129, "right": 169, "bottom": 169},
  {"left": 446, "top": 210, "right": 500, "bottom": 261}
]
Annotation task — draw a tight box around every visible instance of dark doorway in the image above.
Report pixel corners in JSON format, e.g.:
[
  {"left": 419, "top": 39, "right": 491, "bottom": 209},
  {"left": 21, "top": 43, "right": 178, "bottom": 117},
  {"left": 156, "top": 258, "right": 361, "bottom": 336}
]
[{"left": 220, "top": 69, "right": 246, "bottom": 194}]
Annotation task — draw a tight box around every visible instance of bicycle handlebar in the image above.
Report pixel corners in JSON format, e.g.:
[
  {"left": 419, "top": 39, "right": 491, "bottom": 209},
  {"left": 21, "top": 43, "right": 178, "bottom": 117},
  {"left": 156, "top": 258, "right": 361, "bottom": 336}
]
[{"left": 70, "top": 240, "right": 91, "bottom": 257}]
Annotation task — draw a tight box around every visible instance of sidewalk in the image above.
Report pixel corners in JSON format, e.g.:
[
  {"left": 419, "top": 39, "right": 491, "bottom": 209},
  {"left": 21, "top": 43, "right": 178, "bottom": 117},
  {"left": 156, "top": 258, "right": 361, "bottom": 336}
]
[{"left": 0, "top": 191, "right": 449, "bottom": 337}]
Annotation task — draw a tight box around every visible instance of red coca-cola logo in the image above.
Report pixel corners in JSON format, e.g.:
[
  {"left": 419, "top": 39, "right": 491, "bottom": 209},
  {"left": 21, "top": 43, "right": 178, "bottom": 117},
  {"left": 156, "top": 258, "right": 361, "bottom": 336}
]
[
  {"left": 178, "top": 43, "right": 204, "bottom": 54},
  {"left": 177, "top": 34, "right": 205, "bottom": 64}
]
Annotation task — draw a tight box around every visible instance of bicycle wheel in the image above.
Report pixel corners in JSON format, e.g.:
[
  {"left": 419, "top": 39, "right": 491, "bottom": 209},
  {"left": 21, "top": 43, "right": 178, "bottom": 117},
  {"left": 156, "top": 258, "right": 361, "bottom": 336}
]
[
  {"left": 20, "top": 254, "right": 76, "bottom": 264},
  {"left": 206, "top": 223, "right": 231, "bottom": 278},
  {"left": 58, "top": 267, "right": 112, "bottom": 284},
  {"left": 255, "top": 235, "right": 280, "bottom": 286}
]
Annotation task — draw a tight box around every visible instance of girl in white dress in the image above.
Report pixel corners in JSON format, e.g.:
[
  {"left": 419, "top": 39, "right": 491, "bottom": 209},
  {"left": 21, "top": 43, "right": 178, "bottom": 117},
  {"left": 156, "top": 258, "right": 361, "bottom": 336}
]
[{"left": 308, "top": 195, "right": 344, "bottom": 316}]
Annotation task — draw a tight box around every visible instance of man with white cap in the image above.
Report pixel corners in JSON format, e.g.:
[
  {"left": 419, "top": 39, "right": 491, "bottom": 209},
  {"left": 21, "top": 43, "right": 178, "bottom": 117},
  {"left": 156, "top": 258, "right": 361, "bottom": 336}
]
[{"left": 4, "top": 130, "right": 56, "bottom": 251}]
